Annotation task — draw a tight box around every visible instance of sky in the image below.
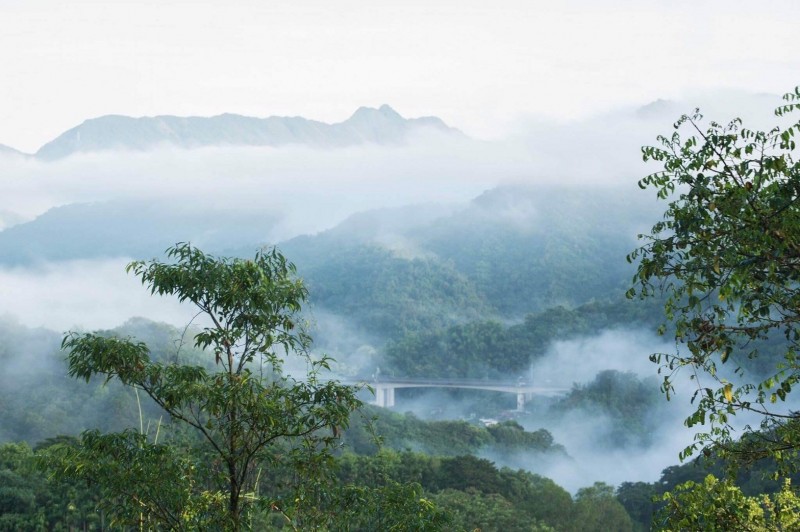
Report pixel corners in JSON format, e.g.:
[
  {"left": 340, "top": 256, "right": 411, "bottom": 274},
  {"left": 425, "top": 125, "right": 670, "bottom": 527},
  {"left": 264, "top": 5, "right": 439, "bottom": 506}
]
[{"left": 1, "top": 0, "right": 798, "bottom": 152}]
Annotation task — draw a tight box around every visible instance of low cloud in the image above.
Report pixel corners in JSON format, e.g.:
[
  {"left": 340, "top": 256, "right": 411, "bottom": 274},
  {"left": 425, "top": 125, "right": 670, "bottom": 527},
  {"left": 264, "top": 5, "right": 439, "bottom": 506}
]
[
  {"left": 360, "top": 327, "right": 701, "bottom": 492},
  {"left": 0, "top": 259, "right": 198, "bottom": 331},
  {"left": 0, "top": 90, "right": 780, "bottom": 242},
  {"left": 0, "top": 138, "right": 508, "bottom": 241},
  {"left": 519, "top": 329, "right": 693, "bottom": 491},
  {"left": 530, "top": 328, "right": 674, "bottom": 386}
]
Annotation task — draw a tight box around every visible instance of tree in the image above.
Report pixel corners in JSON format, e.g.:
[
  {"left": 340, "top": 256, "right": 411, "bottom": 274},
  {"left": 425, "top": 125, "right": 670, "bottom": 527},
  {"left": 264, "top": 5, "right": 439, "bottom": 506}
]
[
  {"left": 431, "top": 488, "right": 556, "bottom": 532},
  {"left": 0, "top": 439, "right": 105, "bottom": 531},
  {"left": 572, "top": 482, "right": 634, "bottom": 532},
  {"left": 655, "top": 475, "right": 800, "bottom": 531},
  {"left": 628, "top": 88, "right": 800, "bottom": 468},
  {"left": 552, "top": 370, "right": 661, "bottom": 447},
  {"left": 48, "top": 244, "right": 368, "bottom": 530},
  {"left": 615, "top": 481, "right": 658, "bottom": 532}
]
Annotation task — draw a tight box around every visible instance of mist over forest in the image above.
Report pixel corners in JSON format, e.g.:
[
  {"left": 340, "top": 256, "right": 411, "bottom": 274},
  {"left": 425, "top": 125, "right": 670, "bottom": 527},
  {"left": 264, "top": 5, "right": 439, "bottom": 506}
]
[{"left": 1, "top": 92, "right": 794, "bottom": 530}]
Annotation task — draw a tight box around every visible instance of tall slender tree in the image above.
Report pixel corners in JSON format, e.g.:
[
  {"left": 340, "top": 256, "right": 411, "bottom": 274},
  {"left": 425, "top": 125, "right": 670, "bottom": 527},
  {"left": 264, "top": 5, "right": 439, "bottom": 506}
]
[{"left": 51, "top": 244, "right": 364, "bottom": 529}]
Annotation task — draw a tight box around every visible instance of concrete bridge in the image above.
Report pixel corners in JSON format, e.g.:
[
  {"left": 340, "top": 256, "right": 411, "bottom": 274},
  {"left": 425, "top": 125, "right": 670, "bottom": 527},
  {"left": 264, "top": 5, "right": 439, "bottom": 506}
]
[{"left": 346, "top": 378, "right": 570, "bottom": 410}]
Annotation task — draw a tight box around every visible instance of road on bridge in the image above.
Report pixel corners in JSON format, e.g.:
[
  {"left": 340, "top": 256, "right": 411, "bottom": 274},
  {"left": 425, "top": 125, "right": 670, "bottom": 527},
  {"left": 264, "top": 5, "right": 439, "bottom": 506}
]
[{"left": 335, "top": 377, "right": 570, "bottom": 409}]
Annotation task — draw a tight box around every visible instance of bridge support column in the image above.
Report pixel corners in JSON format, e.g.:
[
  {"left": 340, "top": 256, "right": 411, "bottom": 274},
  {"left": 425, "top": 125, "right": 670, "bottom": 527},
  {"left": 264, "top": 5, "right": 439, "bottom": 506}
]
[
  {"left": 373, "top": 385, "right": 396, "bottom": 408},
  {"left": 516, "top": 392, "right": 525, "bottom": 411},
  {"left": 374, "top": 385, "right": 386, "bottom": 407},
  {"left": 385, "top": 386, "right": 395, "bottom": 408}
]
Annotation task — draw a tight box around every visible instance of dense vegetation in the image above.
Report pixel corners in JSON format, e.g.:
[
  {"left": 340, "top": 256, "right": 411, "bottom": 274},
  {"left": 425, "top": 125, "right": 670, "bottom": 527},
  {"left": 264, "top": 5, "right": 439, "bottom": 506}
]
[
  {"left": 49, "top": 244, "right": 430, "bottom": 530},
  {"left": 0, "top": 244, "right": 655, "bottom": 530},
  {"left": 0, "top": 280, "right": 661, "bottom": 529},
  {"left": 278, "top": 185, "right": 657, "bottom": 342},
  {"left": 383, "top": 297, "right": 665, "bottom": 378},
  {"left": 6, "top": 434, "right": 797, "bottom": 531},
  {"left": 1, "top": 438, "right": 620, "bottom": 531},
  {"left": 0, "top": 218, "right": 732, "bottom": 530},
  {"left": 297, "top": 245, "right": 491, "bottom": 339}
]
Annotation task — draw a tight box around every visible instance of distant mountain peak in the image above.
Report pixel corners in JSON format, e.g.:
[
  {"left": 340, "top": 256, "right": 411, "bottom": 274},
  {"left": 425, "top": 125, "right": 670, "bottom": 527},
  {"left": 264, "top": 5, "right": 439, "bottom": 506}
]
[
  {"left": 347, "top": 104, "right": 404, "bottom": 122},
  {"left": 635, "top": 98, "right": 678, "bottom": 118},
  {"left": 33, "top": 106, "right": 462, "bottom": 160}
]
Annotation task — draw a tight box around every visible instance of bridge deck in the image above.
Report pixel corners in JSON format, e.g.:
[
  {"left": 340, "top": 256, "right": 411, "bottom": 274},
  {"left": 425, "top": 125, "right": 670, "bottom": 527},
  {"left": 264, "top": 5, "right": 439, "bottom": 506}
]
[{"left": 341, "top": 378, "right": 569, "bottom": 395}]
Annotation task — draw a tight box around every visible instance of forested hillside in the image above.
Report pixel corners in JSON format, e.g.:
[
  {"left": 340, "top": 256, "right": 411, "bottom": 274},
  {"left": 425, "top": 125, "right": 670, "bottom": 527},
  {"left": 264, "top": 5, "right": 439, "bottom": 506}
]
[
  {"left": 0, "top": 180, "right": 687, "bottom": 530},
  {"left": 283, "top": 185, "right": 656, "bottom": 340}
]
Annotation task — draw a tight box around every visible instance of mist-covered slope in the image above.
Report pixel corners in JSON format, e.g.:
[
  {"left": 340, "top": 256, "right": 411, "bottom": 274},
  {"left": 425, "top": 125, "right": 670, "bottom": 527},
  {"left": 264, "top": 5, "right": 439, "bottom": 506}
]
[
  {"left": 409, "top": 185, "right": 652, "bottom": 314},
  {"left": 278, "top": 184, "right": 658, "bottom": 342},
  {"left": 300, "top": 245, "right": 493, "bottom": 339},
  {"left": 34, "top": 105, "right": 460, "bottom": 160},
  {"left": 0, "top": 200, "right": 278, "bottom": 264},
  {"left": 0, "top": 183, "right": 657, "bottom": 345},
  {"left": 0, "top": 143, "right": 25, "bottom": 157},
  {"left": 0, "top": 317, "right": 198, "bottom": 443}
]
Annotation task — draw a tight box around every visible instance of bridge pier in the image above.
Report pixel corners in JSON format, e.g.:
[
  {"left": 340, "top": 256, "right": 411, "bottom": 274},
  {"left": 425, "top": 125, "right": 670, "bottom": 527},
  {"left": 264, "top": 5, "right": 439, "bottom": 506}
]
[
  {"left": 374, "top": 385, "right": 396, "bottom": 408},
  {"left": 385, "top": 386, "right": 395, "bottom": 407},
  {"left": 516, "top": 392, "right": 526, "bottom": 411}
]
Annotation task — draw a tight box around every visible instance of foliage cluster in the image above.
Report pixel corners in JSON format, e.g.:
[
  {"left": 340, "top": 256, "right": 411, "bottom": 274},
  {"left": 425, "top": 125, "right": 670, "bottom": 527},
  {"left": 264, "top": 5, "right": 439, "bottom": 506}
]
[
  {"left": 345, "top": 410, "right": 565, "bottom": 459},
  {"left": 629, "top": 87, "right": 800, "bottom": 469},
  {"left": 0, "top": 439, "right": 104, "bottom": 531},
  {"left": 384, "top": 297, "right": 664, "bottom": 379},
  {"left": 627, "top": 87, "right": 800, "bottom": 530},
  {"left": 552, "top": 370, "right": 662, "bottom": 447},
  {"left": 337, "top": 450, "right": 633, "bottom": 531},
  {"left": 1, "top": 438, "right": 641, "bottom": 532},
  {"left": 615, "top": 447, "right": 800, "bottom": 531},
  {"left": 656, "top": 475, "right": 800, "bottom": 531}
]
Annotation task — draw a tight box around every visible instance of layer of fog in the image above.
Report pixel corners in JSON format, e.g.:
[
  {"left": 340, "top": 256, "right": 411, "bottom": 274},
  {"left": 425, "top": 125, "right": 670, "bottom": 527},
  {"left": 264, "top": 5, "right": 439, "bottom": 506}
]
[
  {"left": 515, "top": 91, "right": 794, "bottom": 189},
  {"left": 390, "top": 328, "right": 708, "bottom": 493},
  {"left": 0, "top": 259, "right": 198, "bottom": 331},
  {"left": 0, "top": 91, "right": 780, "bottom": 331},
  {"left": 511, "top": 328, "right": 782, "bottom": 493},
  {"left": 528, "top": 329, "right": 668, "bottom": 387},
  {"left": 0, "top": 90, "right": 783, "bottom": 235},
  {"left": 0, "top": 135, "right": 506, "bottom": 238},
  {"left": 523, "top": 330, "right": 691, "bottom": 492}
]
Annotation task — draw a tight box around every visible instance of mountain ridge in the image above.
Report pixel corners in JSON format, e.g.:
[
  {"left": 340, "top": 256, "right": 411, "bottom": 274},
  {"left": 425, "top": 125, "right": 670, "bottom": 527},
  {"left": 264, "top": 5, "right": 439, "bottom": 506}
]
[
  {"left": 31, "top": 105, "right": 462, "bottom": 160},
  {"left": 0, "top": 144, "right": 25, "bottom": 157}
]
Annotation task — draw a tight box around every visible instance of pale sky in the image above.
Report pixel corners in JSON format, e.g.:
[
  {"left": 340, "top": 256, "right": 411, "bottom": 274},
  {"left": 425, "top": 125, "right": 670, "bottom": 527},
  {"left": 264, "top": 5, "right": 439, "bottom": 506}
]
[{"left": 1, "top": 0, "right": 798, "bottom": 152}]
